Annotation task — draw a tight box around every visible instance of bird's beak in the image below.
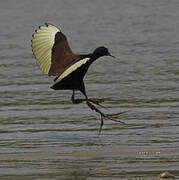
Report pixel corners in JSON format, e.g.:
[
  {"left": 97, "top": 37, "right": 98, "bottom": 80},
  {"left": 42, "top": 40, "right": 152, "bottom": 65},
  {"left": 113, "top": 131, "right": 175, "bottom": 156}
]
[{"left": 108, "top": 52, "right": 115, "bottom": 58}]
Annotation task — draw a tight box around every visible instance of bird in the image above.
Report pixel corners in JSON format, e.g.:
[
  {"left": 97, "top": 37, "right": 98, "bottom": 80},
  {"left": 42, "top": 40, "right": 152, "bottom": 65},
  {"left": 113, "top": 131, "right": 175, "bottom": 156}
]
[{"left": 31, "top": 23, "right": 124, "bottom": 134}]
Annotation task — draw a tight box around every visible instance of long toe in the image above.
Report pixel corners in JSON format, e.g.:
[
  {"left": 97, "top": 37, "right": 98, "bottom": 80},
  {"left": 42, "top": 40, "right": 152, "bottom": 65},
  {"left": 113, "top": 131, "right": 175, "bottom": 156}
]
[
  {"left": 88, "top": 98, "right": 106, "bottom": 107},
  {"left": 89, "top": 98, "right": 105, "bottom": 104}
]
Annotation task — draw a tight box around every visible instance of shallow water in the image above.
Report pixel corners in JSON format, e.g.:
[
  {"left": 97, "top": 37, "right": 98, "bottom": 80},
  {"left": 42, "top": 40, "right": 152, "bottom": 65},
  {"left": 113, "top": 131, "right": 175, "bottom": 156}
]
[{"left": 0, "top": 0, "right": 179, "bottom": 179}]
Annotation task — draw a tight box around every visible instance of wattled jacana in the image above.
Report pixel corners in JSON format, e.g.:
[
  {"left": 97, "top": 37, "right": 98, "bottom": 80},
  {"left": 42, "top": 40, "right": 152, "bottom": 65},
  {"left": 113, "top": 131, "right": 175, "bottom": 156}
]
[{"left": 31, "top": 23, "right": 124, "bottom": 134}]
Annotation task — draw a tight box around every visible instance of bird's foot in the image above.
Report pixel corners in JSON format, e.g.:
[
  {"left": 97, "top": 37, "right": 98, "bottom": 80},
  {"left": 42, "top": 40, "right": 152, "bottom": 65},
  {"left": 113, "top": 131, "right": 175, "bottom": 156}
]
[
  {"left": 86, "top": 101, "right": 126, "bottom": 135},
  {"left": 71, "top": 97, "right": 104, "bottom": 107},
  {"left": 88, "top": 98, "right": 105, "bottom": 108},
  {"left": 88, "top": 98, "right": 105, "bottom": 104},
  {"left": 71, "top": 98, "right": 86, "bottom": 104}
]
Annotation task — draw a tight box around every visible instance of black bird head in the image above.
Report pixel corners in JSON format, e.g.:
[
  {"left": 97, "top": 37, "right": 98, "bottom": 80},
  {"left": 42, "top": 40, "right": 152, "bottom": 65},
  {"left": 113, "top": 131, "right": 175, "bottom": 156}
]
[{"left": 93, "top": 46, "right": 115, "bottom": 58}]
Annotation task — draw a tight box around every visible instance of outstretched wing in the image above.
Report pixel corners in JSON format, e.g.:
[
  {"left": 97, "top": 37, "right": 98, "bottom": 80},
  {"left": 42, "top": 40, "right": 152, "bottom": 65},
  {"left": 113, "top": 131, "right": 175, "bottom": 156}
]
[
  {"left": 31, "top": 23, "right": 79, "bottom": 76},
  {"left": 31, "top": 23, "right": 59, "bottom": 75}
]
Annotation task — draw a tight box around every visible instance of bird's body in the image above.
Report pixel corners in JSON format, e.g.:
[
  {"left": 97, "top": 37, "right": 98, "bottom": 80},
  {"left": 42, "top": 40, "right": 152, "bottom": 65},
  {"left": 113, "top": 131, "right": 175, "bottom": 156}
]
[
  {"left": 51, "top": 57, "right": 91, "bottom": 92},
  {"left": 31, "top": 23, "right": 113, "bottom": 99},
  {"left": 31, "top": 23, "right": 122, "bottom": 134},
  {"left": 51, "top": 51, "right": 106, "bottom": 94}
]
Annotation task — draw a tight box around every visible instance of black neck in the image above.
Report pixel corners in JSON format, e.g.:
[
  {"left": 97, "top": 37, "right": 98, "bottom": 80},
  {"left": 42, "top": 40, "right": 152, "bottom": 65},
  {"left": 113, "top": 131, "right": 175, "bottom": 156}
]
[
  {"left": 79, "top": 53, "right": 102, "bottom": 60},
  {"left": 78, "top": 53, "right": 92, "bottom": 59}
]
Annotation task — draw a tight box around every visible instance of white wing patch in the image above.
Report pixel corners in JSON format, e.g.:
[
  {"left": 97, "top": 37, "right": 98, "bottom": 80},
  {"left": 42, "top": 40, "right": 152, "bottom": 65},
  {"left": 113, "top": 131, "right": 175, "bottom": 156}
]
[
  {"left": 54, "top": 58, "right": 90, "bottom": 84},
  {"left": 31, "top": 23, "right": 60, "bottom": 74}
]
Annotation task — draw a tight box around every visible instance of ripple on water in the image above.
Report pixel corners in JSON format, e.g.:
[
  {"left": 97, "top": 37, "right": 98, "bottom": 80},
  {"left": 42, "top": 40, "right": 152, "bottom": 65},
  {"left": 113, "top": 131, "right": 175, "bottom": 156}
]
[{"left": 0, "top": 0, "right": 179, "bottom": 179}]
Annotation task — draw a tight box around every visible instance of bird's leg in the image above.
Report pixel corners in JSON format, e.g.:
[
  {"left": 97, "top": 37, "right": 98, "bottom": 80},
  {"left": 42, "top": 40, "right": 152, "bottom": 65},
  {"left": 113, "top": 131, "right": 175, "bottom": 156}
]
[
  {"left": 86, "top": 100, "right": 126, "bottom": 135},
  {"left": 86, "top": 100, "right": 104, "bottom": 135},
  {"left": 71, "top": 89, "right": 86, "bottom": 104},
  {"left": 80, "top": 83, "right": 126, "bottom": 135},
  {"left": 71, "top": 89, "right": 104, "bottom": 107},
  {"left": 82, "top": 93, "right": 124, "bottom": 135},
  {"left": 88, "top": 98, "right": 105, "bottom": 107}
]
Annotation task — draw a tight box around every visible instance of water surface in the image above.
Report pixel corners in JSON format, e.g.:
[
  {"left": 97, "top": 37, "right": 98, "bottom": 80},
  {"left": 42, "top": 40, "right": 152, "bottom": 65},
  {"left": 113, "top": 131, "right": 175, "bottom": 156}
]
[{"left": 0, "top": 0, "right": 179, "bottom": 179}]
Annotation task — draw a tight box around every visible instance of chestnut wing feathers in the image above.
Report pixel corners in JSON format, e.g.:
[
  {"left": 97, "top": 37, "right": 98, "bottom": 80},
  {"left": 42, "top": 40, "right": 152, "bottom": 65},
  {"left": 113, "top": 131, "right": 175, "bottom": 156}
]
[
  {"left": 49, "top": 32, "right": 80, "bottom": 76},
  {"left": 31, "top": 23, "right": 79, "bottom": 76}
]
